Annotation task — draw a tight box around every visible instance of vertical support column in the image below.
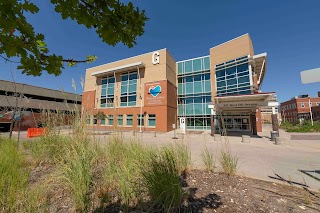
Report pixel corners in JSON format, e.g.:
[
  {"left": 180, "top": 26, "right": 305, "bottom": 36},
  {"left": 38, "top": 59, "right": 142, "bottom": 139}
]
[
  {"left": 256, "top": 108, "right": 262, "bottom": 132},
  {"left": 271, "top": 107, "right": 279, "bottom": 133},
  {"left": 252, "top": 112, "right": 257, "bottom": 135}
]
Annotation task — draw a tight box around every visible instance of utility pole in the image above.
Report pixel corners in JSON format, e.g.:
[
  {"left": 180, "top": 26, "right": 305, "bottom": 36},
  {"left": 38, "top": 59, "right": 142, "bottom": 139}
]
[{"left": 308, "top": 97, "right": 314, "bottom": 126}]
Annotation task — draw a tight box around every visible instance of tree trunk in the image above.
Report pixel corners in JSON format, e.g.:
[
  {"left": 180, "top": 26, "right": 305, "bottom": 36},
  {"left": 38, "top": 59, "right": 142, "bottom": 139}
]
[{"left": 9, "top": 110, "right": 17, "bottom": 139}]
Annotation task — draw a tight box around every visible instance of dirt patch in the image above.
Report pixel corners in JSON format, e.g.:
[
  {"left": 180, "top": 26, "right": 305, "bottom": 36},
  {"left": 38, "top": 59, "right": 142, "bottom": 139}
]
[
  {"left": 30, "top": 166, "right": 320, "bottom": 212},
  {"left": 184, "top": 170, "right": 320, "bottom": 212}
]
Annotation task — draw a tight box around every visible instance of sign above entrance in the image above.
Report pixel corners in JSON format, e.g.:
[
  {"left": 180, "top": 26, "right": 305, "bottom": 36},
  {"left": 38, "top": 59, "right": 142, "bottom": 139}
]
[{"left": 152, "top": 51, "right": 160, "bottom": 65}]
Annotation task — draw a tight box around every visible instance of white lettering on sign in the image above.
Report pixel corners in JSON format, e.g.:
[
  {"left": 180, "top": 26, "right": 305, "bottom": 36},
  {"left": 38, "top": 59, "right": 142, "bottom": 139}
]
[
  {"left": 152, "top": 51, "right": 160, "bottom": 65},
  {"left": 179, "top": 117, "right": 186, "bottom": 134}
]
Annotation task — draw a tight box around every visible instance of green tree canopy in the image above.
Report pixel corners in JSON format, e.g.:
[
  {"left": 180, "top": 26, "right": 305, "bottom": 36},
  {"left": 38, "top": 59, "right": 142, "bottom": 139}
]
[{"left": 0, "top": 0, "right": 148, "bottom": 76}]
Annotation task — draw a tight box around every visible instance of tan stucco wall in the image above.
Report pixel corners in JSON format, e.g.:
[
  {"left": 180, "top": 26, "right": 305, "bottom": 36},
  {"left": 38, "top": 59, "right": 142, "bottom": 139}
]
[
  {"left": 84, "top": 48, "right": 176, "bottom": 108},
  {"left": 209, "top": 34, "right": 255, "bottom": 99}
]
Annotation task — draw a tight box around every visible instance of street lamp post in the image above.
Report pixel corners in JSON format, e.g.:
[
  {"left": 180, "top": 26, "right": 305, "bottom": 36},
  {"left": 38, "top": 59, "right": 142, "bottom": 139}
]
[{"left": 308, "top": 97, "right": 314, "bottom": 126}]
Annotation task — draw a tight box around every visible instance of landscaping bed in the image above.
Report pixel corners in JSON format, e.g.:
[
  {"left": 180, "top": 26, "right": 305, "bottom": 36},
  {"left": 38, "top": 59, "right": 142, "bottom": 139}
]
[{"left": 27, "top": 166, "right": 320, "bottom": 212}]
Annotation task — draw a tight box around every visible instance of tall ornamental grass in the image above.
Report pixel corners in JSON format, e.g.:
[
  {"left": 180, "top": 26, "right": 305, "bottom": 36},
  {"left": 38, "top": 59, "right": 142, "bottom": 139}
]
[{"left": 0, "top": 138, "right": 29, "bottom": 212}]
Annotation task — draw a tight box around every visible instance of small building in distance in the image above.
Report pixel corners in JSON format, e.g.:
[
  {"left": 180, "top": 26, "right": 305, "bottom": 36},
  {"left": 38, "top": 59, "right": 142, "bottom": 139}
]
[
  {"left": 0, "top": 80, "right": 81, "bottom": 131},
  {"left": 260, "top": 95, "right": 281, "bottom": 123},
  {"left": 280, "top": 93, "right": 320, "bottom": 124}
]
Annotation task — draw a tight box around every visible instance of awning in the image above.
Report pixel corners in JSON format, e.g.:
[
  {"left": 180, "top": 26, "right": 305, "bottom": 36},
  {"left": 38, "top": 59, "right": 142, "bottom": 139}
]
[
  {"left": 212, "top": 92, "right": 277, "bottom": 114},
  {"left": 91, "top": 62, "right": 145, "bottom": 77},
  {"left": 252, "top": 53, "right": 267, "bottom": 86}
]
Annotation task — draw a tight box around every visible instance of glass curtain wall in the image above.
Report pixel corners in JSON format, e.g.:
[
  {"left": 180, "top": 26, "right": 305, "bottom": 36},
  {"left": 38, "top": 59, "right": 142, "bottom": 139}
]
[
  {"left": 101, "top": 76, "right": 115, "bottom": 108},
  {"left": 177, "top": 56, "right": 212, "bottom": 130},
  {"left": 120, "top": 72, "right": 137, "bottom": 106},
  {"left": 215, "top": 56, "right": 252, "bottom": 96}
]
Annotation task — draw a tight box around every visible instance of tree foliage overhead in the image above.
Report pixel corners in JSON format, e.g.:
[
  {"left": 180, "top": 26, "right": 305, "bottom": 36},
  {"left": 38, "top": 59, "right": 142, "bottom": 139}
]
[{"left": 0, "top": 0, "right": 148, "bottom": 76}]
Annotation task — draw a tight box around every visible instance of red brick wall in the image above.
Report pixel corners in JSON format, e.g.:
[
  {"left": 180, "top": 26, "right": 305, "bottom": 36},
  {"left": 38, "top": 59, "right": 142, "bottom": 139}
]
[{"left": 256, "top": 108, "right": 262, "bottom": 132}]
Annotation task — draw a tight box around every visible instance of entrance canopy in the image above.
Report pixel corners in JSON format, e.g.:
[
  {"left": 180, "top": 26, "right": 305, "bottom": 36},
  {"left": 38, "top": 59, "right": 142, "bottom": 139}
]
[{"left": 211, "top": 92, "right": 277, "bottom": 114}]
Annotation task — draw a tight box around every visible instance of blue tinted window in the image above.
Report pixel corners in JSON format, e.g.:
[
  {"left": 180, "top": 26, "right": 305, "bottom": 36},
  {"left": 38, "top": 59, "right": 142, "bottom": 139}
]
[
  {"left": 203, "top": 57, "right": 210, "bottom": 70},
  {"left": 108, "top": 78, "right": 115, "bottom": 83},
  {"left": 193, "top": 59, "right": 201, "bottom": 71},
  {"left": 185, "top": 61, "right": 192, "bottom": 73},
  {"left": 128, "top": 96, "right": 136, "bottom": 101},
  {"left": 237, "top": 63, "right": 248, "bottom": 72},
  {"left": 227, "top": 79, "right": 237, "bottom": 86},
  {"left": 238, "top": 76, "right": 250, "bottom": 84},
  {"left": 216, "top": 70, "right": 225, "bottom": 78},
  {"left": 204, "top": 73, "right": 210, "bottom": 80},
  {"left": 186, "top": 98, "right": 193, "bottom": 104},
  {"left": 129, "top": 73, "right": 137, "bottom": 80},
  {"left": 226, "top": 67, "right": 236, "bottom": 75},
  {"left": 178, "top": 63, "right": 183, "bottom": 74},
  {"left": 121, "top": 75, "right": 128, "bottom": 81},
  {"left": 194, "top": 75, "right": 201, "bottom": 81},
  {"left": 194, "top": 97, "right": 202, "bottom": 103},
  {"left": 217, "top": 81, "right": 226, "bottom": 87},
  {"left": 186, "top": 76, "right": 193, "bottom": 83}
]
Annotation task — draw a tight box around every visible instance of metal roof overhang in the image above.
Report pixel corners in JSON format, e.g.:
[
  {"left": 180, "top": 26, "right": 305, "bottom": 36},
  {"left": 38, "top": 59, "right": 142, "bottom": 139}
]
[
  {"left": 213, "top": 92, "right": 277, "bottom": 114},
  {"left": 252, "top": 53, "right": 267, "bottom": 86},
  {"left": 91, "top": 62, "right": 145, "bottom": 77}
]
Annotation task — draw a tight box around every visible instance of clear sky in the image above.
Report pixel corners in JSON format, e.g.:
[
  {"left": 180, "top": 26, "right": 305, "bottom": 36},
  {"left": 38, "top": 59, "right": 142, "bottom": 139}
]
[{"left": 1, "top": 0, "right": 320, "bottom": 103}]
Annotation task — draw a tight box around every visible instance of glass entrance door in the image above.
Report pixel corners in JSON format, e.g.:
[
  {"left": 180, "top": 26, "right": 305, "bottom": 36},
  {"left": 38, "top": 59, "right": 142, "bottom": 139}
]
[{"left": 223, "top": 116, "right": 250, "bottom": 131}]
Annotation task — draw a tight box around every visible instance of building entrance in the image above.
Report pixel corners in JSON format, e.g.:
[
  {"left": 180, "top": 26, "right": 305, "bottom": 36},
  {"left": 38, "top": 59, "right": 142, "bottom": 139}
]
[{"left": 223, "top": 116, "right": 250, "bottom": 131}]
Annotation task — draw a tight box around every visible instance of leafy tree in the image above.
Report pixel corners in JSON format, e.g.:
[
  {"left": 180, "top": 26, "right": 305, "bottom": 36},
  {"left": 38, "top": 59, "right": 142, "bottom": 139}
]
[{"left": 0, "top": 0, "right": 148, "bottom": 76}]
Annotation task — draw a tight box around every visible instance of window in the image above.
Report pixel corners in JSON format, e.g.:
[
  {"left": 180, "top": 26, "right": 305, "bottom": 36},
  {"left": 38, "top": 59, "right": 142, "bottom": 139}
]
[
  {"left": 93, "top": 115, "right": 97, "bottom": 125},
  {"left": 100, "top": 117, "right": 106, "bottom": 125},
  {"left": 301, "top": 103, "right": 305, "bottom": 108},
  {"left": 101, "top": 76, "right": 115, "bottom": 108},
  {"left": 86, "top": 115, "right": 91, "bottom": 124},
  {"left": 117, "top": 115, "right": 123, "bottom": 126},
  {"left": 317, "top": 103, "right": 320, "bottom": 106},
  {"left": 215, "top": 56, "right": 250, "bottom": 96},
  {"left": 126, "top": 114, "right": 133, "bottom": 126},
  {"left": 108, "top": 115, "right": 114, "bottom": 125},
  {"left": 120, "top": 72, "right": 137, "bottom": 107},
  {"left": 137, "top": 114, "right": 144, "bottom": 126},
  {"left": 148, "top": 114, "right": 156, "bottom": 127}
]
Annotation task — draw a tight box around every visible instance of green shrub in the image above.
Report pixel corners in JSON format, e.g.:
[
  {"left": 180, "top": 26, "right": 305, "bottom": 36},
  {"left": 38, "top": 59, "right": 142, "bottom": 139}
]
[
  {"left": 281, "top": 120, "right": 320, "bottom": 132},
  {"left": 173, "top": 143, "right": 192, "bottom": 174},
  {"left": 0, "top": 138, "right": 29, "bottom": 212},
  {"left": 141, "top": 147, "right": 184, "bottom": 212},
  {"left": 202, "top": 146, "right": 216, "bottom": 172},
  {"left": 219, "top": 149, "right": 238, "bottom": 176}
]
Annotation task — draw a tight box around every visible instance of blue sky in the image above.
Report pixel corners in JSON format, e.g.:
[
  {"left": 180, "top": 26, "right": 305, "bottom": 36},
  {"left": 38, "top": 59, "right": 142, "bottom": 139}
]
[{"left": 1, "top": 0, "right": 320, "bottom": 103}]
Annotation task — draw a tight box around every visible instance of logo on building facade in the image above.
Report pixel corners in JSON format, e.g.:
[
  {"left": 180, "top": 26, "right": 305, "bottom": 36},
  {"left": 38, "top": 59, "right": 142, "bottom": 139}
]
[
  {"left": 152, "top": 51, "right": 160, "bottom": 65},
  {"left": 149, "top": 85, "right": 161, "bottom": 97}
]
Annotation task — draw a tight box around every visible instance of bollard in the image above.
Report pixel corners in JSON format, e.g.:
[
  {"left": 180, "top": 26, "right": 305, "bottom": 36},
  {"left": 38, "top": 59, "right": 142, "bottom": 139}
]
[
  {"left": 133, "top": 130, "right": 135, "bottom": 136},
  {"left": 154, "top": 131, "right": 156, "bottom": 137},
  {"left": 241, "top": 135, "right": 251, "bottom": 143},
  {"left": 270, "top": 131, "right": 279, "bottom": 141},
  {"left": 275, "top": 137, "right": 285, "bottom": 145},
  {"left": 214, "top": 134, "right": 221, "bottom": 142}
]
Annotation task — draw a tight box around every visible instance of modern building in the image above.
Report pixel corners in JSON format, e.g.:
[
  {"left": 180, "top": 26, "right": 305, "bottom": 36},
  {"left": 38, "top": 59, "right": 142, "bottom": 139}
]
[
  {"left": 83, "top": 34, "right": 277, "bottom": 133},
  {"left": 280, "top": 93, "right": 320, "bottom": 123},
  {"left": 0, "top": 80, "right": 81, "bottom": 131}
]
